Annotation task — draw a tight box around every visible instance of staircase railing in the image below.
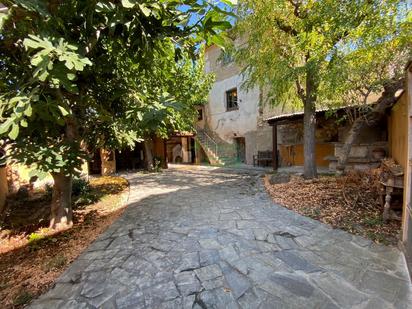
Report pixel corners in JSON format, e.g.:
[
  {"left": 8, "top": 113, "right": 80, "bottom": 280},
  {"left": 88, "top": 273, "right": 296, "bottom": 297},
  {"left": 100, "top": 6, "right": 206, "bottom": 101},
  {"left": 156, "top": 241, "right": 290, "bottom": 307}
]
[
  {"left": 202, "top": 131, "right": 218, "bottom": 158},
  {"left": 196, "top": 126, "right": 218, "bottom": 159}
]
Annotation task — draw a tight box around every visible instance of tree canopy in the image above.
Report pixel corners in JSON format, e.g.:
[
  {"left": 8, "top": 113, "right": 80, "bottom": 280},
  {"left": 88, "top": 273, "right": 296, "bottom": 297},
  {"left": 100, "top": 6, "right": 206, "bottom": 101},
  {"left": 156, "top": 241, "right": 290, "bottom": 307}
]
[
  {"left": 0, "top": 0, "right": 232, "bottom": 228},
  {"left": 234, "top": 0, "right": 411, "bottom": 178}
]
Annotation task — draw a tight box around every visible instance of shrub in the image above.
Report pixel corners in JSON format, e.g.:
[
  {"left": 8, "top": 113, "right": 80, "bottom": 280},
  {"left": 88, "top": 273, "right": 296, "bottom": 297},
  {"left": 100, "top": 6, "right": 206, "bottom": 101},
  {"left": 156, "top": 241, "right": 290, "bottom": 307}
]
[
  {"left": 72, "top": 177, "right": 91, "bottom": 197},
  {"left": 72, "top": 177, "right": 99, "bottom": 206},
  {"left": 153, "top": 157, "right": 163, "bottom": 172}
]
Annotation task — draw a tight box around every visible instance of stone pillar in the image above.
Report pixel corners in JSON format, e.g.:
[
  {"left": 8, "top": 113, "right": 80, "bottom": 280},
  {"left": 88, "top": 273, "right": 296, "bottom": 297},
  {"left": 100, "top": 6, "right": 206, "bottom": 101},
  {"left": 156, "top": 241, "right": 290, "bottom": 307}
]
[
  {"left": 100, "top": 149, "right": 116, "bottom": 176},
  {"left": 181, "top": 138, "right": 190, "bottom": 163}
]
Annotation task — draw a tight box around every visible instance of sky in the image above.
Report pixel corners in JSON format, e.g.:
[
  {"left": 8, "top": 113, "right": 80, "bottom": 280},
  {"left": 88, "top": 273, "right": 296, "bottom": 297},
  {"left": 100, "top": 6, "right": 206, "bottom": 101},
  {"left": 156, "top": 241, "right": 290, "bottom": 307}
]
[{"left": 180, "top": 1, "right": 235, "bottom": 26}]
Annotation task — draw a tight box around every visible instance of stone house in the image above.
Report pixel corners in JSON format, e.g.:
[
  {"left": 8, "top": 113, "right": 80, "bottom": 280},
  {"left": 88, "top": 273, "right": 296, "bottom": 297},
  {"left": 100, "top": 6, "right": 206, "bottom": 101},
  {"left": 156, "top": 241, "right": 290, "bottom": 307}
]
[{"left": 199, "top": 44, "right": 290, "bottom": 166}]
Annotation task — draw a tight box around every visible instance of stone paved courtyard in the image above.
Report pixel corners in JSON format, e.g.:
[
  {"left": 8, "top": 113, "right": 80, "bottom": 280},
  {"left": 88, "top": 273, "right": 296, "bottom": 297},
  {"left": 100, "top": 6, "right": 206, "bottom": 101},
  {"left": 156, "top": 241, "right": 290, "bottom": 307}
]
[{"left": 31, "top": 166, "right": 412, "bottom": 308}]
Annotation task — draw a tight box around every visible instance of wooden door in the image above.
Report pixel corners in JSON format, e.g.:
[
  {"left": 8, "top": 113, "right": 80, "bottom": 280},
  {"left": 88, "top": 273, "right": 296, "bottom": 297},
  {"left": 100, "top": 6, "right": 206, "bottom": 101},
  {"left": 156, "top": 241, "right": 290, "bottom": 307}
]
[{"left": 236, "top": 137, "right": 246, "bottom": 163}]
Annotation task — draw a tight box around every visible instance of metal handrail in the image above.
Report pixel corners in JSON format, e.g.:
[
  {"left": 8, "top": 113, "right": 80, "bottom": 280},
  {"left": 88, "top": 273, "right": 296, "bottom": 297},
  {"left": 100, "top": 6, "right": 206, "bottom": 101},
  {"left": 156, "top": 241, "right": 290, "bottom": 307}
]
[{"left": 195, "top": 126, "right": 218, "bottom": 158}]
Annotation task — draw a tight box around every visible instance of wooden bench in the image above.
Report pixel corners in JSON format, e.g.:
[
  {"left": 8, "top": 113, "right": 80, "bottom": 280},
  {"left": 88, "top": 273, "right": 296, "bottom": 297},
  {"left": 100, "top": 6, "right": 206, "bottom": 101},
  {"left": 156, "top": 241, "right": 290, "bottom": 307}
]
[{"left": 253, "top": 151, "right": 273, "bottom": 167}]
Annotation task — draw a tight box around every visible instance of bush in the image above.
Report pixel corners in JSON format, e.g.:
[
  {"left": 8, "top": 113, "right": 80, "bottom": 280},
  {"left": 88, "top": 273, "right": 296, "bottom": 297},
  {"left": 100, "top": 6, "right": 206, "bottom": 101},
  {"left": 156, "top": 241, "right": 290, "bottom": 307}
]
[
  {"left": 72, "top": 177, "right": 91, "bottom": 197},
  {"left": 72, "top": 177, "right": 99, "bottom": 206},
  {"left": 153, "top": 157, "right": 163, "bottom": 172}
]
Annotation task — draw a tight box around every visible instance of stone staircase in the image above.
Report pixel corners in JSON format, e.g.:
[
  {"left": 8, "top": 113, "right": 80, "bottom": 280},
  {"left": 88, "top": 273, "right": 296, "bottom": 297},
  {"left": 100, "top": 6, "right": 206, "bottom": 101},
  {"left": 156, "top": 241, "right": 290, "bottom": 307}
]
[{"left": 195, "top": 127, "right": 238, "bottom": 166}]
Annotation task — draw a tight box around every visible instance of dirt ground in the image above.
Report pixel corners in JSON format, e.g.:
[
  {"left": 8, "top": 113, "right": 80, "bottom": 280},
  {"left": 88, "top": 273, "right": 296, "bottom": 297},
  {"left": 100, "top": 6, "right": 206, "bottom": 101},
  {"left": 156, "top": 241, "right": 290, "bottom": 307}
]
[
  {"left": 264, "top": 171, "right": 402, "bottom": 246},
  {"left": 0, "top": 176, "right": 129, "bottom": 308}
]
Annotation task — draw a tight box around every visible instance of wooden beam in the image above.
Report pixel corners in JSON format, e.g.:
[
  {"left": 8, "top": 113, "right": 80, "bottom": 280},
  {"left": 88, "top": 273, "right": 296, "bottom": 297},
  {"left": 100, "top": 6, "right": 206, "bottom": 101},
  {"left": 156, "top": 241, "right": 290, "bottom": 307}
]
[
  {"left": 163, "top": 139, "right": 168, "bottom": 169},
  {"left": 272, "top": 125, "right": 278, "bottom": 170}
]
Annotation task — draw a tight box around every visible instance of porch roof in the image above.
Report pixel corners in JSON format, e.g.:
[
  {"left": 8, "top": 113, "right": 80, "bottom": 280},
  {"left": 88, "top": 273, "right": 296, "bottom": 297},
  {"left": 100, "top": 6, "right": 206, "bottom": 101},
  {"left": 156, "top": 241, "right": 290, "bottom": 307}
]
[
  {"left": 265, "top": 102, "right": 389, "bottom": 126},
  {"left": 265, "top": 107, "right": 346, "bottom": 126}
]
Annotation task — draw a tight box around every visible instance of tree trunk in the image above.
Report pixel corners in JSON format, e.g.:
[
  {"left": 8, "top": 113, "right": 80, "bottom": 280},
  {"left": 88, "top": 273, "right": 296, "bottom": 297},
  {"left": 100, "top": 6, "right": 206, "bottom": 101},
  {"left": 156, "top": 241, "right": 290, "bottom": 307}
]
[
  {"left": 336, "top": 79, "right": 404, "bottom": 173},
  {"left": 49, "top": 110, "right": 78, "bottom": 229},
  {"left": 50, "top": 172, "right": 73, "bottom": 230},
  {"left": 144, "top": 139, "right": 154, "bottom": 171},
  {"left": 303, "top": 72, "right": 318, "bottom": 179}
]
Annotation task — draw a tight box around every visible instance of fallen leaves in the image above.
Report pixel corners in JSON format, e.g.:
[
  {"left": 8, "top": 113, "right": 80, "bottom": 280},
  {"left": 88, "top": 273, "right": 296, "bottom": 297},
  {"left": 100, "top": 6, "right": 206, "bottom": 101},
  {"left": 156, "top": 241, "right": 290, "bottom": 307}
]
[
  {"left": 0, "top": 176, "right": 129, "bottom": 308},
  {"left": 264, "top": 170, "right": 401, "bottom": 246}
]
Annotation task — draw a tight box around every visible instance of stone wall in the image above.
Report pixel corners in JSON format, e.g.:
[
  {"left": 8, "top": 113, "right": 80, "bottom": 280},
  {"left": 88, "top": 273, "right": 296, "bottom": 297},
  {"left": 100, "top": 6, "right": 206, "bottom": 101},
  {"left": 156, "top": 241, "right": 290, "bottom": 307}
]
[{"left": 329, "top": 142, "right": 388, "bottom": 171}]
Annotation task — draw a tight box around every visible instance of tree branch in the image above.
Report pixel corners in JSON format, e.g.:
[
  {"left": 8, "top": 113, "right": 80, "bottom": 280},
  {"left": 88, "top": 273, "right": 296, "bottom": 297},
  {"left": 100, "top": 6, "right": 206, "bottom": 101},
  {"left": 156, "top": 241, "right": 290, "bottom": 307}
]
[
  {"left": 337, "top": 77, "right": 405, "bottom": 172},
  {"left": 274, "top": 18, "right": 298, "bottom": 36},
  {"left": 296, "top": 80, "right": 306, "bottom": 101},
  {"left": 287, "top": 0, "right": 306, "bottom": 18}
]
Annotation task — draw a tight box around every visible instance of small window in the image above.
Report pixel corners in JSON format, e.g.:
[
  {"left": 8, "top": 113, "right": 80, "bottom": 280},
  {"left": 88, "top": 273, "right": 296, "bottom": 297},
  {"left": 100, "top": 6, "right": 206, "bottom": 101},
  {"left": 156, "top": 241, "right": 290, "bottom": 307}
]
[
  {"left": 197, "top": 109, "right": 203, "bottom": 121},
  {"left": 226, "top": 88, "right": 238, "bottom": 111}
]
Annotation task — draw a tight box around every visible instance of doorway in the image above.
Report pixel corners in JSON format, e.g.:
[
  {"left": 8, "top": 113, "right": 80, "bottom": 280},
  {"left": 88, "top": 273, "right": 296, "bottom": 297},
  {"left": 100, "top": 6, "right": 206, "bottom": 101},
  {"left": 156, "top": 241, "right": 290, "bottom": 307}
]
[
  {"left": 235, "top": 137, "right": 246, "bottom": 163},
  {"left": 115, "top": 143, "right": 145, "bottom": 171},
  {"left": 190, "top": 137, "right": 196, "bottom": 163}
]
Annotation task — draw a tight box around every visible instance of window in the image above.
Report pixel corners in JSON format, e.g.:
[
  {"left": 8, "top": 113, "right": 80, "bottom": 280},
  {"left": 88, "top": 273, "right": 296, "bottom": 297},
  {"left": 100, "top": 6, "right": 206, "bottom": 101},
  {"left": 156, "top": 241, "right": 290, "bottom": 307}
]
[{"left": 226, "top": 88, "right": 238, "bottom": 111}]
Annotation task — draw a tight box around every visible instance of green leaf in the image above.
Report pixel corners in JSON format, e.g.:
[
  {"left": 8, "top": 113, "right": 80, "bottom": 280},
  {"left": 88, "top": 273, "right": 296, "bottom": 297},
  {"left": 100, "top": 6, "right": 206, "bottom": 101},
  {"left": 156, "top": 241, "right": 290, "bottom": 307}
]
[
  {"left": 14, "top": 0, "right": 50, "bottom": 17},
  {"left": 210, "top": 35, "right": 226, "bottom": 48},
  {"left": 221, "top": 0, "right": 237, "bottom": 5},
  {"left": 28, "top": 169, "right": 49, "bottom": 181},
  {"left": 58, "top": 106, "right": 70, "bottom": 116},
  {"left": 96, "top": 2, "right": 116, "bottom": 13},
  {"left": 138, "top": 4, "right": 151, "bottom": 17},
  {"left": 23, "top": 35, "right": 53, "bottom": 50},
  {"left": 9, "top": 123, "right": 19, "bottom": 140},
  {"left": 121, "top": 0, "right": 136, "bottom": 8},
  {"left": 24, "top": 105, "right": 33, "bottom": 117},
  {"left": 0, "top": 118, "right": 13, "bottom": 135},
  {"left": 0, "top": 12, "right": 9, "bottom": 30},
  {"left": 80, "top": 57, "right": 92, "bottom": 66},
  {"left": 20, "top": 119, "right": 28, "bottom": 127}
]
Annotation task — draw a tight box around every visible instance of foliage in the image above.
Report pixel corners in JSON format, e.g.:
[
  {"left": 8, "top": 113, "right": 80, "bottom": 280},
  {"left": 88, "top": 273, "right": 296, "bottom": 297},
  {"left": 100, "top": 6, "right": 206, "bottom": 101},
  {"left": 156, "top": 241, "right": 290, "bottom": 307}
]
[
  {"left": 0, "top": 0, "right": 231, "bottom": 179},
  {"left": 235, "top": 0, "right": 411, "bottom": 110},
  {"left": 71, "top": 177, "right": 100, "bottom": 206},
  {"left": 27, "top": 232, "right": 47, "bottom": 250},
  {"left": 71, "top": 177, "right": 91, "bottom": 197},
  {"left": 83, "top": 44, "right": 215, "bottom": 151},
  {"left": 153, "top": 156, "right": 163, "bottom": 173},
  {"left": 28, "top": 232, "right": 45, "bottom": 244}
]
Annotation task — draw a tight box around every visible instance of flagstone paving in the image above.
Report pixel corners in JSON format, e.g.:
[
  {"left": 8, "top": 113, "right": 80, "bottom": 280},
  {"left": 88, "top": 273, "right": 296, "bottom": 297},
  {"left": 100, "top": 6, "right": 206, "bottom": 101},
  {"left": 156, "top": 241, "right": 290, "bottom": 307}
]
[{"left": 30, "top": 166, "right": 412, "bottom": 308}]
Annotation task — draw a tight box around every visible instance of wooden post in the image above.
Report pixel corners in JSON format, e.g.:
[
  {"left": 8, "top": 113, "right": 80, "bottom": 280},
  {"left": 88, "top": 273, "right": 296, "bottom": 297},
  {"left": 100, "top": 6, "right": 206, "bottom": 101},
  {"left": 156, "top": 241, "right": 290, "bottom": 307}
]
[
  {"left": 163, "top": 139, "right": 168, "bottom": 169},
  {"left": 272, "top": 124, "right": 278, "bottom": 170}
]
